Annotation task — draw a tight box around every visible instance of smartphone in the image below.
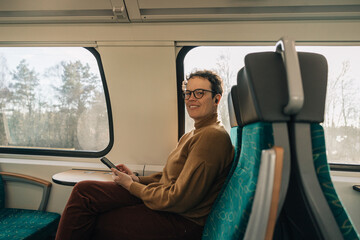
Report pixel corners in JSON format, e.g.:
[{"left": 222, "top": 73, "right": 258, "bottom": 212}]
[{"left": 100, "top": 157, "right": 119, "bottom": 170}]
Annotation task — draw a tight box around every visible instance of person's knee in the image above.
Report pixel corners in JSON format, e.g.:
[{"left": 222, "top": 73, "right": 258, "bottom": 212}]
[
  {"left": 73, "top": 180, "right": 88, "bottom": 190},
  {"left": 72, "top": 180, "right": 97, "bottom": 197}
]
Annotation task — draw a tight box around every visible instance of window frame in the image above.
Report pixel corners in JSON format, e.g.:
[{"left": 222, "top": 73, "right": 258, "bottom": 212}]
[
  {"left": 176, "top": 44, "right": 360, "bottom": 172},
  {"left": 0, "top": 47, "right": 114, "bottom": 158},
  {"left": 176, "top": 46, "right": 195, "bottom": 139}
]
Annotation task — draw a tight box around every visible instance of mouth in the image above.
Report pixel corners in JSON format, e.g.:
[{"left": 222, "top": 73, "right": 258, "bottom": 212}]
[{"left": 188, "top": 105, "right": 200, "bottom": 109}]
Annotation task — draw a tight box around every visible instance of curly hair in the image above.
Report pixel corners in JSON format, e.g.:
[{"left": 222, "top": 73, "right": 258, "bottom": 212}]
[{"left": 184, "top": 70, "right": 223, "bottom": 98}]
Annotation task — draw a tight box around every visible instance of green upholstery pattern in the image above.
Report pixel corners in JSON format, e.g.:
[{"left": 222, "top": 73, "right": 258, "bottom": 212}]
[
  {"left": 202, "top": 122, "right": 274, "bottom": 239},
  {"left": 0, "top": 208, "right": 60, "bottom": 240},
  {"left": 228, "top": 126, "right": 242, "bottom": 176},
  {"left": 203, "top": 126, "right": 242, "bottom": 228},
  {"left": 311, "top": 124, "right": 360, "bottom": 240},
  {"left": 230, "top": 126, "right": 241, "bottom": 149},
  {"left": 0, "top": 176, "right": 4, "bottom": 209}
]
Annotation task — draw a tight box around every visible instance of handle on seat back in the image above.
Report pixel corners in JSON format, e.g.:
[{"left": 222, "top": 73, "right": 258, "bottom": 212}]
[{"left": 276, "top": 37, "right": 304, "bottom": 115}]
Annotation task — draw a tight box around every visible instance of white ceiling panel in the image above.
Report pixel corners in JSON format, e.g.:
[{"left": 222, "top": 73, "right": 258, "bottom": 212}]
[{"left": 0, "top": 0, "right": 359, "bottom": 24}]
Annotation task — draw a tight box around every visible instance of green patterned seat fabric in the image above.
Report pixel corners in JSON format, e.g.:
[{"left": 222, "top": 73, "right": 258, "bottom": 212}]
[
  {"left": 230, "top": 127, "right": 241, "bottom": 151},
  {"left": 202, "top": 122, "right": 274, "bottom": 239},
  {"left": 0, "top": 208, "right": 60, "bottom": 240},
  {"left": 311, "top": 124, "right": 360, "bottom": 240},
  {"left": 0, "top": 176, "right": 4, "bottom": 209},
  {"left": 203, "top": 126, "right": 242, "bottom": 231},
  {"left": 228, "top": 126, "right": 242, "bottom": 175}
]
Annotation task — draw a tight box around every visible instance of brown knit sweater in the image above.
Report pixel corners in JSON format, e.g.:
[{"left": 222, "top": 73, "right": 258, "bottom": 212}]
[{"left": 129, "top": 113, "right": 234, "bottom": 226}]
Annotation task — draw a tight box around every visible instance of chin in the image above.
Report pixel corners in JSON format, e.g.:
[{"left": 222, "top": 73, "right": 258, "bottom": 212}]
[
  {"left": 188, "top": 114, "right": 197, "bottom": 120},
  {"left": 188, "top": 114, "right": 198, "bottom": 121}
]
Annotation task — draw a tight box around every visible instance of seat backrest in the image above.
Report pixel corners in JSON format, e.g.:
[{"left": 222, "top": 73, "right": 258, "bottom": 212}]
[
  {"left": 281, "top": 52, "right": 360, "bottom": 240},
  {"left": 311, "top": 124, "right": 359, "bottom": 240},
  {"left": 0, "top": 176, "right": 4, "bottom": 209},
  {"left": 228, "top": 85, "right": 242, "bottom": 166},
  {"left": 202, "top": 47, "right": 292, "bottom": 240}
]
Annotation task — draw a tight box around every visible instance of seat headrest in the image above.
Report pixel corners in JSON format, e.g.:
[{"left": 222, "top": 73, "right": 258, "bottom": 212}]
[
  {"left": 228, "top": 85, "right": 242, "bottom": 127},
  {"left": 237, "top": 52, "right": 291, "bottom": 125},
  {"left": 293, "top": 52, "right": 328, "bottom": 123}
]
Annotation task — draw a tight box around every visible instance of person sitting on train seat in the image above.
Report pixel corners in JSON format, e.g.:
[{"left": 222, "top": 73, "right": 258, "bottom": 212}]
[{"left": 55, "top": 70, "right": 235, "bottom": 240}]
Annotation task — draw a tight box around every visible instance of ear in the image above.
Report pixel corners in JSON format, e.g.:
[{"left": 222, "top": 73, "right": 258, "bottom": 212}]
[{"left": 214, "top": 95, "right": 221, "bottom": 105}]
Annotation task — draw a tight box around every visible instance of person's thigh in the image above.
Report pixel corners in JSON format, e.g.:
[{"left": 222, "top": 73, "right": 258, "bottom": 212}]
[
  {"left": 92, "top": 204, "right": 203, "bottom": 240},
  {"left": 71, "top": 180, "right": 142, "bottom": 213}
]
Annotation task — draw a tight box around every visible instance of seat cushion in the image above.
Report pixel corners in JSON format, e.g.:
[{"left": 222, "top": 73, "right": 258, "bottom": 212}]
[
  {"left": 311, "top": 124, "right": 360, "bottom": 240},
  {"left": 202, "top": 122, "right": 274, "bottom": 239},
  {"left": 0, "top": 208, "right": 60, "bottom": 240}
]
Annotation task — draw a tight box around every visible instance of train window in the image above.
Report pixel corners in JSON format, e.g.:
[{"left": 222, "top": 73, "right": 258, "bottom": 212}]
[
  {"left": 181, "top": 45, "right": 360, "bottom": 166},
  {"left": 0, "top": 47, "right": 113, "bottom": 157}
]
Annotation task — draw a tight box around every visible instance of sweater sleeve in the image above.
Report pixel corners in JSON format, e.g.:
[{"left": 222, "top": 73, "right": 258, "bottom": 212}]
[
  {"left": 129, "top": 128, "right": 233, "bottom": 213},
  {"left": 138, "top": 172, "right": 162, "bottom": 185}
]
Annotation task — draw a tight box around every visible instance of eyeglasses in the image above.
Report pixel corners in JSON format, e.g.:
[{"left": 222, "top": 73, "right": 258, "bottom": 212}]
[{"left": 183, "top": 89, "right": 215, "bottom": 100}]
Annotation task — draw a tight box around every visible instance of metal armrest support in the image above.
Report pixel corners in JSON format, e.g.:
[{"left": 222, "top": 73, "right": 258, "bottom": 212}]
[{"left": 0, "top": 171, "right": 52, "bottom": 211}]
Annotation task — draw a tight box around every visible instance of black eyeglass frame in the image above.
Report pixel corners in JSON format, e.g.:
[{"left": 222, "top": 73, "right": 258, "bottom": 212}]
[{"left": 182, "top": 88, "right": 216, "bottom": 100}]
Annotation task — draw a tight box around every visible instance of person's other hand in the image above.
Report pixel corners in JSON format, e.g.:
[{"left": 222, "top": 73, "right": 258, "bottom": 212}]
[
  {"left": 116, "top": 164, "right": 139, "bottom": 182},
  {"left": 111, "top": 168, "right": 133, "bottom": 190}
]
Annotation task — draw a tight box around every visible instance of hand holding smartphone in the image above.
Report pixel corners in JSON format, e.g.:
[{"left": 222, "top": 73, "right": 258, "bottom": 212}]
[
  {"left": 100, "top": 157, "right": 139, "bottom": 181},
  {"left": 100, "top": 157, "right": 119, "bottom": 170}
]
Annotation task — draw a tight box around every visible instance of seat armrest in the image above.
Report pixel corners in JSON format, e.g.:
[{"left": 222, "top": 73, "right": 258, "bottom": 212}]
[
  {"left": 243, "top": 146, "right": 284, "bottom": 240},
  {"left": 0, "top": 171, "right": 52, "bottom": 211}
]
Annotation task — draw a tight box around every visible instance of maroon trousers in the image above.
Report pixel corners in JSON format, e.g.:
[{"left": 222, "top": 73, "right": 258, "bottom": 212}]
[{"left": 55, "top": 180, "right": 203, "bottom": 240}]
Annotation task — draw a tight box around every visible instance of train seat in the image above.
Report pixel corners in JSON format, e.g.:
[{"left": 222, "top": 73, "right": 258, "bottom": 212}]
[
  {"left": 279, "top": 52, "right": 360, "bottom": 240},
  {"left": 0, "top": 172, "right": 60, "bottom": 240},
  {"left": 202, "top": 46, "right": 293, "bottom": 239},
  {"left": 201, "top": 85, "right": 243, "bottom": 238},
  {"left": 228, "top": 85, "right": 243, "bottom": 175}
]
